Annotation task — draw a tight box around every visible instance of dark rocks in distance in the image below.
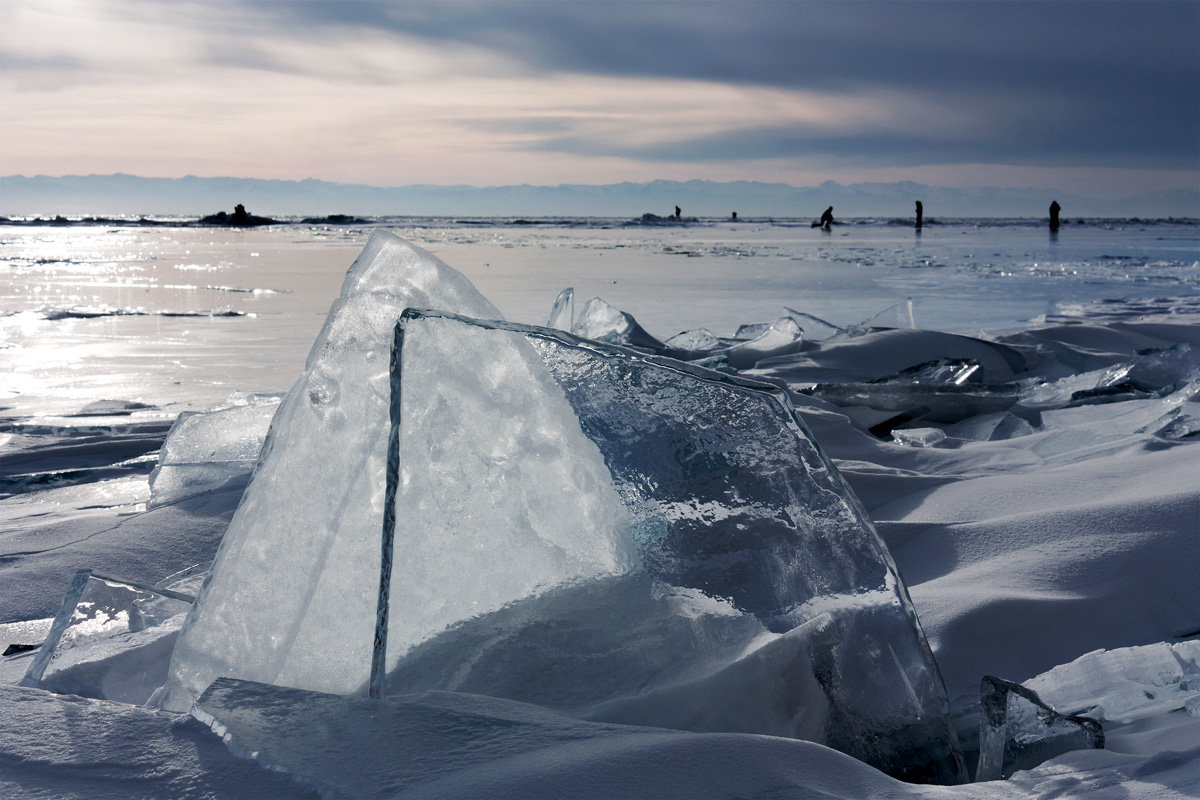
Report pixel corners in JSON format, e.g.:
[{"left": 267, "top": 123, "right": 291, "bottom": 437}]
[
  {"left": 300, "top": 214, "right": 369, "bottom": 225},
  {"left": 198, "top": 204, "right": 276, "bottom": 227}
]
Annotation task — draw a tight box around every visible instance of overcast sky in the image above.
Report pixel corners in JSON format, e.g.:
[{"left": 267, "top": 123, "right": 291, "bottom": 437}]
[{"left": 2, "top": 0, "right": 1197, "bottom": 196}]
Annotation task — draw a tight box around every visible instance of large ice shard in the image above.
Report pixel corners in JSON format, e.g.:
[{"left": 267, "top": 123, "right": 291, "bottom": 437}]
[
  {"left": 380, "top": 310, "right": 967, "bottom": 783},
  {"left": 21, "top": 570, "right": 193, "bottom": 705},
  {"left": 158, "top": 231, "right": 502, "bottom": 711}
]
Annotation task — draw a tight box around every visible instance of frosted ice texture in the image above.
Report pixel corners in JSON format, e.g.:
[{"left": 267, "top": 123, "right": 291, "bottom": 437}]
[
  {"left": 385, "top": 310, "right": 966, "bottom": 783},
  {"left": 21, "top": 570, "right": 193, "bottom": 705},
  {"left": 158, "top": 231, "right": 502, "bottom": 711},
  {"left": 976, "top": 676, "right": 1103, "bottom": 781},
  {"left": 148, "top": 392, "right": 281, "bottom": 508}
]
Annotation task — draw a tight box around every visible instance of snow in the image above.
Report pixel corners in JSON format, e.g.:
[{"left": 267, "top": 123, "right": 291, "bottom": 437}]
[{"left": 2, "top": 222, "right": 1198, "bottom": 799}]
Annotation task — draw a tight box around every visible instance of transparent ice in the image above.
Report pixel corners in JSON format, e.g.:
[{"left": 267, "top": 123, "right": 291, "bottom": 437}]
[
  {"left": 975, "top": 675, "right": 1103, "bottom": 781},
  {"left": 546, "top": 286, "right": 574, "bottom": 330},
  {"left": 571, "top": 296, "right": 667, "bottom": 351},
  {"left": 158, "top": 231, "right": 502, "bottom": 711},
  {"left": 381, "top": 310, "right": 966, "bottom": 783},
  {"left": 148, "top": 392, "right": 281, "bottom": 508},
  {"left": 1024, "top": 641, "right": 1200, "bottom": 722},
  {"left": 21, "top": 570, "right": 193, "bottom": 705}
]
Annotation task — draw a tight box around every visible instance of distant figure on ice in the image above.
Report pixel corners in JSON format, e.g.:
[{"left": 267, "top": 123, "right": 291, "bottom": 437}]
[
  {"left": 1049, "top": 200, "right": 1061, "bottom": 231},
  {"left": 731, "top": 211, "right": 738, "bottom": 220},
  {"left": 915, "top": 200, "right": 923, "bottom": 230},
  {"left": 814, "top": 206, "right": 834, "bottom": 230},
  {"left": 674, "top": 206, "right": 681, "bottom": 219}
]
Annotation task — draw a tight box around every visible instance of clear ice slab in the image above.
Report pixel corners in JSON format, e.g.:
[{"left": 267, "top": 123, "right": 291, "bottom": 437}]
[
  {"left": 21, "top": 569, "right": 194, "bottom": 705},
  {"left": 148, "top": 391, "right": 281, "bottom": 508},
  {"left": 379, "top": 309, "right": 966, "bottom": 783},
  {"left": 571, "top": 296, "right": 667, "bottom": 351},
  {"left": 158, "top": 231, "right": 502, "bottom": 711},
  {"left": 975, "top": 675, "right": 1103, "bottom": 781}
]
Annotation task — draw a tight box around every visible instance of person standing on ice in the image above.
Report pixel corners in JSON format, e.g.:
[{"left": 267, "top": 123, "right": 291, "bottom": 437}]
[
  {"left": 915, "top": 200, "right": 923, "bottom": 230},
  {"left": 674, "top": 205, "right": 681, "bottom": 219},
  {"left": 1049, "top": 200, "right": 1062, "bottom": 231}
]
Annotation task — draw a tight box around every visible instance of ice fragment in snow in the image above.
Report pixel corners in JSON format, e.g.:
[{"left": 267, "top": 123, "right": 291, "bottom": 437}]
[
  {"left": 547, "top": 286, "right": 574, "bottom": 330},
  {"left": 891, "top": 427, "right": 948, "bottom": 447},
  {"left": 716, "top": 317, "right": 804, "bottom": 369},
  {"left": 21, "top": 570, "right": 193, "bottom": 705},
  {"left": 382, "top": 310, "right": 966, "bottom": 783},
  {"left": 664, "top": 327, "right": 722, "bottom": 353},
  {"left": 783, "top": 307, "right": 846, "bottom": 341},
  {"left": 975, "top": 675, "right": 1103, "bottom": 781},
  {"left": 159, "top": 231, "right": 502, "bottom": 711},
  {"left": 571, "top": 296, "right": 666, "bottom": 351},
  {"left": 1023, "top": 641, "right": 1200, "bottom": 722},
  {"left": 148, "top": 392, "right": 281, "bottom": 508},
  {"left": 664, "top": 318, "right": 803, "bottom": 368}
]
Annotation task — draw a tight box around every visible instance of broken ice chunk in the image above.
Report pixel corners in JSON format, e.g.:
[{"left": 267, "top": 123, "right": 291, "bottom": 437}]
[
  {"left": 148, "top": 393, "right": 281, "bottom": 508},
  {"left": 665, "top": 318, "right": 804, "bottom": 369},
  {"left": 547, "top": 287, "right": 574, "bottom": 330},
  {"left": 384, "top": 310, "right": 966, "bottom": 784},
  {"left": 159, "top": 231, "right": 502, "bottom": 712},
  {"left": 1023, "top": 641, "right": 1200, "bottom": 723},
  {"left": 891, "top": 427, "right": 948, "bottom": 447},
  {"left": 571, "top": 296, "right": 666, "bottom": 351},
  {"left": 783, "top": 307, "right": 845, "bottom": 341},
  {"left": 379, "top": 313, "right": 639, "bottom": 675},
  {"left": 664, "top": 327, "right": 722, "bottom": 355},
  {"left": 21, "top": 570, "right": 193, "bottom": 705},
  {"left": 975, "top": 675, "right": 1103, "bottom": 781},
  {"left": 718, "top": 316, "right": 804, "bottom": 369}
]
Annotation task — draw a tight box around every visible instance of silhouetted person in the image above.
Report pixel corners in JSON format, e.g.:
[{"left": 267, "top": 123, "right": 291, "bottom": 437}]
[
  {"left": 674, "top": 205, "right": 681, "bottom": 219},
  {"left": 1049, "top": 200, "right": 1061, "bottom": 231},
  {"left": 731, "top": 211, "right": 738, "bottom": 220},
  {"left": 233, "top": 203, "right": 248, "bottom": 224},
  {"left": 915, "top": 200, "right": 923, "bottom": 230},
  {"left": 819, "top": 206, "right": 834, "bottom": 230}
]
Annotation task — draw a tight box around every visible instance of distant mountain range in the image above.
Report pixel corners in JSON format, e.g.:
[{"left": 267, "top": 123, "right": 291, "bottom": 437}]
[{"left": 2, "top": 173, "right": 1196, "bottom": 219}]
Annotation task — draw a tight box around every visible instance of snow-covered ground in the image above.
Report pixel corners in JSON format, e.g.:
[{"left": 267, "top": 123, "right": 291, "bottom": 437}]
[{"left": 2, "top": 220, "right": 1198, "bottom": 798}]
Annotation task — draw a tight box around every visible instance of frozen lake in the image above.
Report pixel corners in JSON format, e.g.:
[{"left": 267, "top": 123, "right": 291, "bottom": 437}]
[
  {"left": 2, "top": 219, "right": 1199, "bottom": 799},
  {"left": 2, "top": 218, "right": 1196, "bottom": 420}
]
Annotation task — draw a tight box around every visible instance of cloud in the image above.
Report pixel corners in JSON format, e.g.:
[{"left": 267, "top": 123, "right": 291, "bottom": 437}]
[{"left": 1, "top": 0, "right": 1195, "bottom": 188}]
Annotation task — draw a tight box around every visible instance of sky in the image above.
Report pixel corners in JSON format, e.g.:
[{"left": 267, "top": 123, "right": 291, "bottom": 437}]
[{"left": 1, "top": 0, "right": 1198, "bottom": 196}]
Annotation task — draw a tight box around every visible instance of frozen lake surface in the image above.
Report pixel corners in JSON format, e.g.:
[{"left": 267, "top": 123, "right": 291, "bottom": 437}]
[
  {"left": 1, "top": 219, "right": 1198, "bottom": 799},
  {"left": 2, "top": 218, "right": 1196, "bottom": 418}
]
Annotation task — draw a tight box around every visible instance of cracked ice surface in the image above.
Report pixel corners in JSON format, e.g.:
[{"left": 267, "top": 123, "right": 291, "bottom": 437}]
[{"left": 157, "top": 231, "right": 501, "bottom": 711}]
